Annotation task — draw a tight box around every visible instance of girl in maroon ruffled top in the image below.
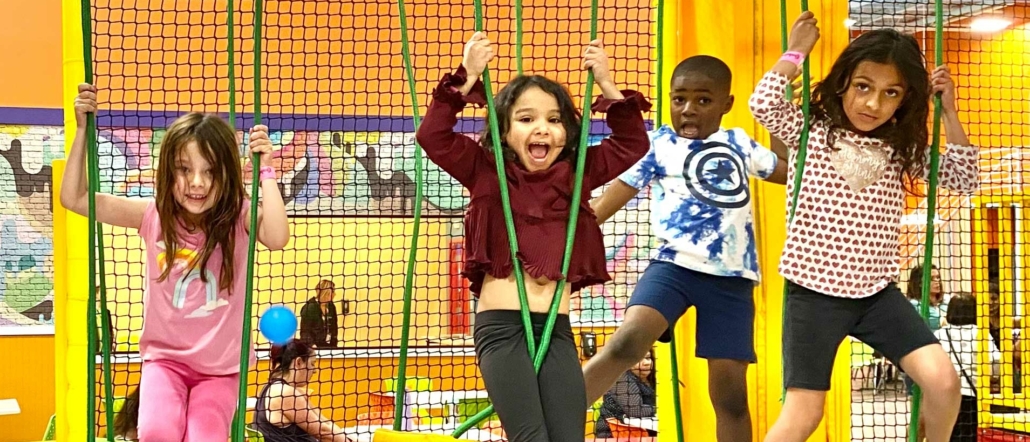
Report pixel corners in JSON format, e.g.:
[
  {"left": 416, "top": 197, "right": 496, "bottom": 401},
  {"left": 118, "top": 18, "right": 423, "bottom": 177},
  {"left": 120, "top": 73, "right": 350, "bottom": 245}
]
[{"left": 415, "top": 32, "right": 651, "bottom": 441}]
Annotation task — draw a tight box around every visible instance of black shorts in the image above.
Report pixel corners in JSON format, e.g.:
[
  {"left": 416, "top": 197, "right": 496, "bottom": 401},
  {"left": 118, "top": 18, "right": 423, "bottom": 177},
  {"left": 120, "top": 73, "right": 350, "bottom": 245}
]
[{"left": 783, "top": 281, "right": 939, "bottom": 391}]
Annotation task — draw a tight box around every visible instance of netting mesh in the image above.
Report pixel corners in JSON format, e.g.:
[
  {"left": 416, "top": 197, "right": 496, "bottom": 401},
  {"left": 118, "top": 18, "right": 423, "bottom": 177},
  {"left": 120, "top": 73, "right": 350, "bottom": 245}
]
[
  {"left": 84, "top": 0, "right": 1030, "bottom": 440},
  {"left": 846, "top": 1, "right": 1029, "bottom": 441},
  {"left": 89, "top": 0, "right": 655, "bottom": 439}
]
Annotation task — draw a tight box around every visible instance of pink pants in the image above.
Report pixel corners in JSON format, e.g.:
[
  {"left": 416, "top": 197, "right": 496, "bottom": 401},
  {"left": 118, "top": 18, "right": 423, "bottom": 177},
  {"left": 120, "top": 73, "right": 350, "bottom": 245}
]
[{"left": 137, "top": 359, "right": 240, "bottom": 442}]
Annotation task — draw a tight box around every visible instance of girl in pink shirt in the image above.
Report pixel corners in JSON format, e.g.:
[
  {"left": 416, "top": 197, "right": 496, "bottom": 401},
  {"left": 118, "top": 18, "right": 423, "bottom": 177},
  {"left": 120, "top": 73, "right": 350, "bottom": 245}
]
[
  {"left": 749, "top": 12, "right": 979, "bottom": 442},
  {"left": 62, "top": 84, "right": 291, "bottom": 441}
]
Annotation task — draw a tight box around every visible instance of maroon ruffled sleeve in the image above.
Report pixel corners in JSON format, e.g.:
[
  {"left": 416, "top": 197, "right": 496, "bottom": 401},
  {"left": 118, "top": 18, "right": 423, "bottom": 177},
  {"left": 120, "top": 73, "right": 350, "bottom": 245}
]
[
  {"left": 415, "top": 65, "right": 491, "bottom": 188},
  {"left": 585, "top": 91, "right": 652, "bottom": 189}
]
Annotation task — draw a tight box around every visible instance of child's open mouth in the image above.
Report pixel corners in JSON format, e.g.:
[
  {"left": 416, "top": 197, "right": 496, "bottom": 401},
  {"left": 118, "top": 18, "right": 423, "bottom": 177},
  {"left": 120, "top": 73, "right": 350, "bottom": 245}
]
[
  {"left": 528, "top": 142, "right": 550, "bottom": 163},
  {"left": 679, "top": 124, "right": 700, "bottom": 139}
]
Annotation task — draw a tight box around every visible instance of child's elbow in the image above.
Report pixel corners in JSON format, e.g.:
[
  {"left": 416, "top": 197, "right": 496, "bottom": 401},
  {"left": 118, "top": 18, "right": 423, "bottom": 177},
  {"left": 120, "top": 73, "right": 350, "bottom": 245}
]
[
  {"left": 946, "top": 168, "right": 981, "bottom": 195},
  {"left": 269, "top": 236, "right": 290, "bottom": 251},
  {"left": 59, "top": 193, "right": 73, "bottom": 212},
  {"left": 958, "top": 177, "right": 982, "bottom": 195},
  {"left": 263, "top": 230, "right": 291, "bottom": 251},
  {"left": 747, "top": 94, "right": 767, "bottom": 116},
  {"left": 415, "top": 124, "right": 432, "bottom": 148},
  {"left": 59, "top": 192, "right": 84, "bottom": 216}
]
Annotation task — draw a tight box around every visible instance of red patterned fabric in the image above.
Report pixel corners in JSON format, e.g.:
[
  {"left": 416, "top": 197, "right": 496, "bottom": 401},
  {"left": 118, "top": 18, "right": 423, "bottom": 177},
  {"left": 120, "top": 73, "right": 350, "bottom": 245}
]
[{"left": 416, "top": 65, "right": 652, "bottom": 296}]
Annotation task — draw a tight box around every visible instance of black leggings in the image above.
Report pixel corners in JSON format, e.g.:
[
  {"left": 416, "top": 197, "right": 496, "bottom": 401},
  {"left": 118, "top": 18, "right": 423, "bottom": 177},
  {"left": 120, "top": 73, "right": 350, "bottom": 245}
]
[{"left": 474, "top": 310, "right": 586, "bottom": 442}]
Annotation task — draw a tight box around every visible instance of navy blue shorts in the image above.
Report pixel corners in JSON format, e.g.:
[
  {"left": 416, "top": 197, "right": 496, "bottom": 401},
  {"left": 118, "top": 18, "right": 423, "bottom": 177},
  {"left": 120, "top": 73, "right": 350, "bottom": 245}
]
[{"left": 628, "top": 261, "right": 757, "bottom": 363}]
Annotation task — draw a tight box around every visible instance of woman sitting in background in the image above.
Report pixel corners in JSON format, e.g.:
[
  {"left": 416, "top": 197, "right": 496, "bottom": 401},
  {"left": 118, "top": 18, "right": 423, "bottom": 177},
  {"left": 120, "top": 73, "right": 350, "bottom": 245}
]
[
  {"left": 594, "top": 349, "right": 657, "bottom": 438},
  {"left": 254, "top": 339, "right": 352, "bottom": 442}
]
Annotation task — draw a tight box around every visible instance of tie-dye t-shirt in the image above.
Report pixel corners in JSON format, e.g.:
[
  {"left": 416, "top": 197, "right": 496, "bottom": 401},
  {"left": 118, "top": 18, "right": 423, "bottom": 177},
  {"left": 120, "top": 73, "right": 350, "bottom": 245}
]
[{"left": 619, "top": 125, "right": 778, "bottom": 282}]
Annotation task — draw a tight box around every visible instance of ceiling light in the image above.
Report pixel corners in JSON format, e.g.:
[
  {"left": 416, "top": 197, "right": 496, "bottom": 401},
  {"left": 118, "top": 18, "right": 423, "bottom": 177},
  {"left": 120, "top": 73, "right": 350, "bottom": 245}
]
[{"left": 970, "top": 17, "right": 1011, "bottom": 32}]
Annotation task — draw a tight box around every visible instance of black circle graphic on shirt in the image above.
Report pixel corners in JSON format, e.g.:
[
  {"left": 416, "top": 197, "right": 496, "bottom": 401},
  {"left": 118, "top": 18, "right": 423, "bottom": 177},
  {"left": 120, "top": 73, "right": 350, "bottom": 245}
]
[{"left": 683, "top": 141, "right": 750, "bottom": 209}]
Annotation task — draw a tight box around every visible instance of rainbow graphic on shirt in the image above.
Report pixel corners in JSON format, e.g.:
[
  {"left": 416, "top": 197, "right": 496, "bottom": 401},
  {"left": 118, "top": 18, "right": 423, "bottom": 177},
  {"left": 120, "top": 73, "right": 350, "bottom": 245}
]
[{"left": 155, "top": 241, "right": 228, "bottom": 319}]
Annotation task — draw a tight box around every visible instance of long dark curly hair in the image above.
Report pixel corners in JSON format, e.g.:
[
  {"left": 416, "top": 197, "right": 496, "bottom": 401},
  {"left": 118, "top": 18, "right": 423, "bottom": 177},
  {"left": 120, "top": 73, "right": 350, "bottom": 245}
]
[{"left": 810, "top": 29, "right": 931, "bottom": 193}]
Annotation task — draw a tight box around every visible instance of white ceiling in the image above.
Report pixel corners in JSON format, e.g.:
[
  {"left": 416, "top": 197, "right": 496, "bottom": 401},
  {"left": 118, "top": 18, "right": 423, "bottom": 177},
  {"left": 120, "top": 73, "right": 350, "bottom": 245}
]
[{"left": 848, "top": 0, "right": 1024, "bottom": 30}]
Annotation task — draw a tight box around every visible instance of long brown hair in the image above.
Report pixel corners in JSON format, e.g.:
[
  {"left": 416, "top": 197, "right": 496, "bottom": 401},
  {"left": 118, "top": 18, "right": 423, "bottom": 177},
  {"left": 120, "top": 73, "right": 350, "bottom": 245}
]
[{"left": 154, "top": 113, "right": 246, "bottom": 293}]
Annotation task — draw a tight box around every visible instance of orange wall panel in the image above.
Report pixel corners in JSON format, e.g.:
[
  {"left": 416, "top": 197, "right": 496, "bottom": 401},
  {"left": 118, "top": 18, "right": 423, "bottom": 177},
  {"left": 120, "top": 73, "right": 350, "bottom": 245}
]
[
  {"left": 0, "top": 336, "right": 56, "bottom": 442},
  {"left": 0, "top": 0, "right": 63, "bottom": 109}
]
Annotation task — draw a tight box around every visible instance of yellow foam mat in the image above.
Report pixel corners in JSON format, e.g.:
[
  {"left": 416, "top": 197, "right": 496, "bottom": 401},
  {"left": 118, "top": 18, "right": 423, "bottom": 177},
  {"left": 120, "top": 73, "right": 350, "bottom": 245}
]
[{"left": 372, "top": 429, "right": 460, "bottom": 441}]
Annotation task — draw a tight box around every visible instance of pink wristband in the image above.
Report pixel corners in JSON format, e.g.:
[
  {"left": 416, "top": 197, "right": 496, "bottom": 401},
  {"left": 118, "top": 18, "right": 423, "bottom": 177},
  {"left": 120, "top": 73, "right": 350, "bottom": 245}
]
[
  {"left": 780, "top": 51, "right": 806, "bottom": 66},
  {"left": 259, "top": 166, "right": 276, "bottom": 182}
]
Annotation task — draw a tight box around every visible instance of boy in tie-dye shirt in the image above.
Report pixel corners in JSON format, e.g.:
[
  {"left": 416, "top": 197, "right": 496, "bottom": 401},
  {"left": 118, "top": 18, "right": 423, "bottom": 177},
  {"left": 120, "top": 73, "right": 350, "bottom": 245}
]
[{"left": 582, "top": 55, "right": 786, "bottom": 442}]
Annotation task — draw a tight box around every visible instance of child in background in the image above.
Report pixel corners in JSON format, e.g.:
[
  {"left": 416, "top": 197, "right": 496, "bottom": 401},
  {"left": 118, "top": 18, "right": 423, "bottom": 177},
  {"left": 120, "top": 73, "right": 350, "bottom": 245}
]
[
  {"left": 113, "top": 387, "right": 140, "bottom": 441},
  {"left": 907, "top": 264, "right": 947, "bottom": 331},
  {"left": 935, "top": 294, "right": 994, "bottom": 442}
]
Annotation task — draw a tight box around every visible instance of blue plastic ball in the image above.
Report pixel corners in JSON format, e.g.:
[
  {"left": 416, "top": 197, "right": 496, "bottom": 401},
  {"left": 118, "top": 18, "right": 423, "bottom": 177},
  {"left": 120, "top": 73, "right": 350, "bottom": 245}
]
[{"left": 259, "top": 305, "right": 298, "bottom": 345}]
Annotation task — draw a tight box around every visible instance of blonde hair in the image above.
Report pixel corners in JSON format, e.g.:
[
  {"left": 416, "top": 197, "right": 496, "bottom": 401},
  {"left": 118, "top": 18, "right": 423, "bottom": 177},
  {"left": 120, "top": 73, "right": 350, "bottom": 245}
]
[{"left": 316, "top": 279, "right": 335, "bottom": 298}]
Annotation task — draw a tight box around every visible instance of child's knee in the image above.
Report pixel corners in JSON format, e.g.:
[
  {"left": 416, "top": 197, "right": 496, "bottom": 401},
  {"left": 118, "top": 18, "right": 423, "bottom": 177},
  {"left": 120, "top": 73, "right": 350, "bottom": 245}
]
[
  {"left": 137, "top": 419, "right": 185, "bottom": 442},
  {"left": 781, "top": 392, "right": 826, "bottom": 434},
  {"left": 790, "top": 409, "right": 824, "bottom": 436},
  {"left": 605, "top": 326, "right": 656, "bottom": 364},
  {"left": 712, "top": 390, "right": 750, "bottom": 419},
  {"left": 709, "top": 367, "right": 750, "bottom": 418},
  {"left": 920, "top": 367, "right": 961, "bottom": 399}
]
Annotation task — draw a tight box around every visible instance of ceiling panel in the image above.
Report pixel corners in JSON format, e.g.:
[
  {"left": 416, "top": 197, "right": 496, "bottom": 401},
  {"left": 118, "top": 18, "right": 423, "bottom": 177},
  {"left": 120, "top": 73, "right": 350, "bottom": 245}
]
[{"left": 848, "top": 0, "right": 1022, "bottom": 30}]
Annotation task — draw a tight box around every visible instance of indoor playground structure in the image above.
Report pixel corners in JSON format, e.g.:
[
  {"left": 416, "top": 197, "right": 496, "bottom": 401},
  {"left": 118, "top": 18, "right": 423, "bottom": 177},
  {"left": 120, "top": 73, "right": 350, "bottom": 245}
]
[{"left": 15, "top": 0, "right": 1026, "bottom": 440}]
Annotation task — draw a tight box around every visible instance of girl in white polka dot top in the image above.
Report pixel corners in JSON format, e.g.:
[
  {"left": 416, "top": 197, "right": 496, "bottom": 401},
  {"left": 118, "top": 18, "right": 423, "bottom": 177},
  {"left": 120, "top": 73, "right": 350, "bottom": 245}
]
[{"left": 749, "top": 12, "right": 980, "bottom": 442}]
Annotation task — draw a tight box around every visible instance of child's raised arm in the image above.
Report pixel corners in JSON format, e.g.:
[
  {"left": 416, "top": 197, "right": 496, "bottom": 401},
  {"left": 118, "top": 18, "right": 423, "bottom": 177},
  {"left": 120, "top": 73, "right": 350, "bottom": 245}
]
[
  {"left": 60, "top": 84, "right": 148, "bottom": 230},
  {"left": 414, "top": 32, "right": 495, "bottom": 188},
  {"left": 748, "top": 12, "right": 820, "bottom": 147},
  {"left": 925, "top": 65, "right": 980, "bottom": 194},
  {"left": 583, "top": 40, "right": 623, "bottom": 101},
  {"left": 245, "top": 125, "right": 290, "bottom": 250},
  {"left": 581, "top": 40, "right": 652, "bottom": 189}
]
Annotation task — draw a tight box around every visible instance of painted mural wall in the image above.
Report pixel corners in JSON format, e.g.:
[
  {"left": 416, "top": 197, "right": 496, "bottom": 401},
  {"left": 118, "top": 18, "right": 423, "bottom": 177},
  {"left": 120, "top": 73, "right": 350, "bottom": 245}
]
[
  {"left": 0, "top": 125, "right": 64, "bottom": 330},
  {"left": 0, "top": 121, "right": 651, "bottom": 333}
]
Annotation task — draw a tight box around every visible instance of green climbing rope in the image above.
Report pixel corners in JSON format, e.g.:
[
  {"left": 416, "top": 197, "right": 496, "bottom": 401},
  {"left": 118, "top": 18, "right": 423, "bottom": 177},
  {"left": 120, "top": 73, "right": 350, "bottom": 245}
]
[
  {"left": 780, "top": 0, "right": 812, "bottom": 402},
  {"left": 668, "top": 331, "right": 685, "bottom": 440},
  {"left": 471, "top": 0, "right": 539, "bottom": 361},
  {"left": 228, "top": 0, "right": 237, "bottom": 130},
  {"left": 450, "top": 0, "right": 599, "bottom": 436},
  {"left": 779, "top": 0, "right": 792, "bottom": 102},
  {"left": 391, "top": 0, "right": 427, "bottom": 429},
  {"left": 909, "top": 0, "right": 945, "bottom": 439},
  {"left": 515, "top": 0, "right": 523, "bottom": 76},
  {"left": 81, "top": 0, "right": 117, "bottom": 439},
  {"left": 230, "top": 0, "right": 263, "bottom": 439},
  {"left": 655, "top": 0, "right": 664, "bottom": 136}
]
